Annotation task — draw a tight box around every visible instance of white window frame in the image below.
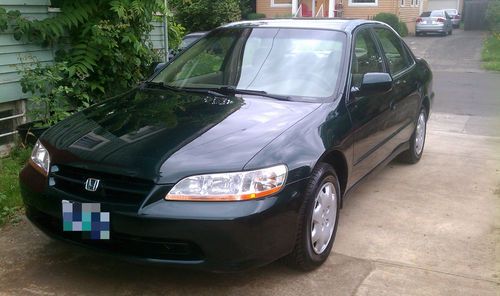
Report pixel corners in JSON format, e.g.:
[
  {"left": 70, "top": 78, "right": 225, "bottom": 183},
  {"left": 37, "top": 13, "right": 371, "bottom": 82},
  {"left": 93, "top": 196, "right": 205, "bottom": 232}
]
[
  {"left": 400, "top": 0, "right": 405, "bottom": 7},
  {"left": 411, "top": 0, "right": 415, "bottom": 6},
  {"left": 271, "top": 0, "right": 292, "bottom": 7},
  {"left": 415, "top": 0, "right": 419, "bottom": 7},
  {"left": 348, "top": 0, "right": 378, "bottom": 7}
]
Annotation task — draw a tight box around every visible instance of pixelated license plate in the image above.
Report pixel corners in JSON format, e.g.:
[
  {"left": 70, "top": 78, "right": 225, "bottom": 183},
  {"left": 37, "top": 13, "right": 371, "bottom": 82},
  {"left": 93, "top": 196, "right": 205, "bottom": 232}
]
[{"left": 61, "top": 200, "right": 110, "bottom": 240}]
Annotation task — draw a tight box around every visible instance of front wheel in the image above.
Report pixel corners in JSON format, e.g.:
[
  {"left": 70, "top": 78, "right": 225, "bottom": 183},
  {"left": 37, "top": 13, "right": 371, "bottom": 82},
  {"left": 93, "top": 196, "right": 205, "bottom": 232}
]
[
  {"left": 399, "top": 107, "right": 428, "bottom": 164},
  {"left": 285, "top": 163, "right": 340, "bottom": 271}
]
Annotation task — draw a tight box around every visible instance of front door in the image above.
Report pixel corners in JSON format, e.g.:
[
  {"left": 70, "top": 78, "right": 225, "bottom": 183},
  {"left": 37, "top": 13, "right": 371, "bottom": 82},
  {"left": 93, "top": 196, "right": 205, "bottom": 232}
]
[{"left": 347, "top": 27, "right": 392, "bottom": 184}]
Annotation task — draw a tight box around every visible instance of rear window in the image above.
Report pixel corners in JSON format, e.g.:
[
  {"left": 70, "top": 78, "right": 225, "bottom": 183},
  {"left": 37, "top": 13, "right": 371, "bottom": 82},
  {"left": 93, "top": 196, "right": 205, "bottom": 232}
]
[
  {"left": 445, "top": 9, "right": 457, "bottom": 15},
  {"left": 430, "top": 11, "right": 445, "bottom": 17}
]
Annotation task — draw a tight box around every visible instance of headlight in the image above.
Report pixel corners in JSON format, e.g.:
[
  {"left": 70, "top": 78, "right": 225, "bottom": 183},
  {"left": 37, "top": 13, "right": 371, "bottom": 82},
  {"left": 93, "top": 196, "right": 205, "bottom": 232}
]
[
  {"left": 166, "top": 165, "right": 288, "bottom": 201},
  {"left": 30, "top": 140, "right": 51, "bottom": 176}
]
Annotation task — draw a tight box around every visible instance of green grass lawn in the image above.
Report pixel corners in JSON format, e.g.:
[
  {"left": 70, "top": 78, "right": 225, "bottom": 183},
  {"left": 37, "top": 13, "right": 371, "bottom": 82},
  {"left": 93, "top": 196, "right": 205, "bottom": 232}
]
[
  {"left": 482, "top": 33, "right": 500, "bottom": 72},
  {"left": 0, "top": 147, "right": 31, "bottom": 225}
]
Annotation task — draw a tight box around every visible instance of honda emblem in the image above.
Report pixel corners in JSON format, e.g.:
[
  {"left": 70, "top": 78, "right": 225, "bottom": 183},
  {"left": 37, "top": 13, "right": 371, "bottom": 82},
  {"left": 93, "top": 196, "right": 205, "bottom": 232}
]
[{"left": 84, "top": 178, "right": 100, "bottom": 192}]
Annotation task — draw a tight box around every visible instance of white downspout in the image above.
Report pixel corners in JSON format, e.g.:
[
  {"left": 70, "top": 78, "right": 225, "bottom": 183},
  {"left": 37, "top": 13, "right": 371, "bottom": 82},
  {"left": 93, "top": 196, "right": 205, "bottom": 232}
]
[
  {"left": 312, "top": 0, "right": 316, "bottom": 17},
  {"left": 292, "top": 0, "right": 299, "bottom": 16},
  {"left": 329, "top": 0, "right": 335, "bottom": 17}
]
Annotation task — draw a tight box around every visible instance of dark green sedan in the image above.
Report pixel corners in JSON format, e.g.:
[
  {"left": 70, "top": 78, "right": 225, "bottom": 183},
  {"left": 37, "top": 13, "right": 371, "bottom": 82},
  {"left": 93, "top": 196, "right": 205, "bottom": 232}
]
[{"left": 20, "top": 19, "right": 433, "bottom": 272}]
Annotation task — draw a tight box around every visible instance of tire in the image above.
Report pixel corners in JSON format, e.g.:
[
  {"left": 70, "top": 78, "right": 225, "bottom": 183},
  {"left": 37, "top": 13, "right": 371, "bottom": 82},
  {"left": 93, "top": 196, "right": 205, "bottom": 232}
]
[
  {"left": 285, "top": 163, "right": 340, "bottom": 271},
  {"left": 448, "top": 29, "right": 453, "bottom": 35},
  {"left": 399, "top": 107, "right": 428, "bottom": 164},
  {"left": 416, "top": 32, "right": 421, "bottom": 36}
]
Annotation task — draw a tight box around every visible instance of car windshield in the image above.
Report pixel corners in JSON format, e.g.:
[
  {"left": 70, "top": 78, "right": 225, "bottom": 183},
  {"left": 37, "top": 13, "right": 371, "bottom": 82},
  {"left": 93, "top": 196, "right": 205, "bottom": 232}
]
[
  {"left": 152, "top": 27, "right": 346, "bottom": 100},
  {"left": 445, "top": 9, "right": 457, "bottom": 15}
]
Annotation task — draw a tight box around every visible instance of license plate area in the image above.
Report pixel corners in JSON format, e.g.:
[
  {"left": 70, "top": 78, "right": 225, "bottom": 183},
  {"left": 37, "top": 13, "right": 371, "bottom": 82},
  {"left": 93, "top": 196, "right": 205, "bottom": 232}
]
[{"left": 62, "top": 200, "right": 110, "bottom": 240}]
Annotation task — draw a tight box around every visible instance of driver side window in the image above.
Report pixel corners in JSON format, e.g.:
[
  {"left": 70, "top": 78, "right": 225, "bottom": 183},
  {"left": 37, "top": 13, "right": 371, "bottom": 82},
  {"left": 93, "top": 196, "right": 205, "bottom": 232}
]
[{"left": 351, "top": 29, "right": 384, "bottom": 88}]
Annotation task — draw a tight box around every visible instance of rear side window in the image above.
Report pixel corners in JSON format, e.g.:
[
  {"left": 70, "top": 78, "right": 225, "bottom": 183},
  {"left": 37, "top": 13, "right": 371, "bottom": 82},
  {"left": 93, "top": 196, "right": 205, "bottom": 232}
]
[{"left": 374, "top": 28, "right": 412, "bottom": 75}]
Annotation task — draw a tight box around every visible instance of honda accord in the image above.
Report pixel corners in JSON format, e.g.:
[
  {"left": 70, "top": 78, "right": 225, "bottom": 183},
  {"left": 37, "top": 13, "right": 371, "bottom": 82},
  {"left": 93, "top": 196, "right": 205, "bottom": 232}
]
[{"left": 20, "top": 19, "right": 433, "bottom": 272}]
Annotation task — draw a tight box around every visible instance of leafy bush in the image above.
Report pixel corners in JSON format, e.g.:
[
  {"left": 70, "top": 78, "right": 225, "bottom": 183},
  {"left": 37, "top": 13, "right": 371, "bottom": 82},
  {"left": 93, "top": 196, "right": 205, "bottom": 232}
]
[
  {"left": 18, "top": 58, "right": 91, "bottom": 126},
  {"left": 482, "top": 33, "right": 500, "bottom": 71},
  {"left": 398, "top": 21, "right": 408, "bottom": 37},
  {"left": 486, "top": 0, "right": 500, "bottom": 32},
  {"left": 246, "top": 13, "right": 266, "bottom": 20},
  {"left": 240, "top": 0, "right": 255, "bottom": 19},
  {"left": 374, "top": 13, "right": 400, "bottom": 33},
  {"left": 170, "top": 0, "right": 241, "bottom": 32},
  {"left": 0, "top": 1, "right": 185, "bottom": 126}
]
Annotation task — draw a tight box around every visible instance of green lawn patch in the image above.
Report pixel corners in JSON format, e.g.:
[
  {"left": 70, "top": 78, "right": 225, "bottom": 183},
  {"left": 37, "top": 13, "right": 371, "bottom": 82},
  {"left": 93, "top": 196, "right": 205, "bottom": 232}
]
[
  {"left": 0, "top": 147, "right": 31, "bottom": 226},
  {"left": 482, "top": 33, "right": 500, "bottom": 71}
]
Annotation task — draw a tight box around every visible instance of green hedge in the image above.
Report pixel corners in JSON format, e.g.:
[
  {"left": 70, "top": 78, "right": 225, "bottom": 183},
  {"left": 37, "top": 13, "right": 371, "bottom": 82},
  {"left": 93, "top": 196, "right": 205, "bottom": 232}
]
[{"left": 373, "top": 13, "right": 408, "bottom": 36}]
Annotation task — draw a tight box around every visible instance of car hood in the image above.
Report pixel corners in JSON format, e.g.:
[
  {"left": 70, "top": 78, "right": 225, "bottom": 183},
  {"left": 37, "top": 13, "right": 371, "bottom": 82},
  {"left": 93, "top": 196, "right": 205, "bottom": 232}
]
[{"left": 42, "top": 87, "right": 320, "bottom": 183}]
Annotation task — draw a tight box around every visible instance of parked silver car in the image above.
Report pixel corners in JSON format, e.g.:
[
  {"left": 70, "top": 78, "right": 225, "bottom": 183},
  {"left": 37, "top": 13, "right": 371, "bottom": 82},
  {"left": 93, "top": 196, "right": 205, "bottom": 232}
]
[
  {"left": 445, "top": 9, "right": 461, "bottom": 28},
  {"left": 416, "top": 10, "right": 453, "bottom": 36}
]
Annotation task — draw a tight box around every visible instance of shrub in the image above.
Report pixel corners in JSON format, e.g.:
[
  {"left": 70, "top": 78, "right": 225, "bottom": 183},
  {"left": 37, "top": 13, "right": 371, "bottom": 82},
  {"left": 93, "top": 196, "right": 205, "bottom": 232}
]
[
  {"left": 374, "top": 12, "right": 400, "bottom": 33},
  {"left": 246, "top": 13, "right": 266, "bottom": 20},
  {"left": 486, "top": 0, "right": 500, "bottom": 32},
  {"left": 240, "top": 0, "right": 255, "bottom": 19},
  {"left": 398, "top": 21, "right": 409, "bottom": 37},
  {"left": 170, "top": 0, "right": 241, "bottom": 32},
  {"left": 0, "top": 1, "right": 185, "bottom": 126}
]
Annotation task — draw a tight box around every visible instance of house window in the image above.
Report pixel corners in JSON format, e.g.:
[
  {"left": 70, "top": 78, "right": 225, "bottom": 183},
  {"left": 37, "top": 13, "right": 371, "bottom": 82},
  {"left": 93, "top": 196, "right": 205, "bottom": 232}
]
[
  {"left": 400, "top": 0, "right": 405, "bottom": 6},
  {"left": 415, "top": 0, "right": 420, "bottom": 6},
  {"left": 271, "top": 0, "right": 292, "bottom": 7},
  {"left": 348, "top": 0, "right": 378, "bottom": 7}
]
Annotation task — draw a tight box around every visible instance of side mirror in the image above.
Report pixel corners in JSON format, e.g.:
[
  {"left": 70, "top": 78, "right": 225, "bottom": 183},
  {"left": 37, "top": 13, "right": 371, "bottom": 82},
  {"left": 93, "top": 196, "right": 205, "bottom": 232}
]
[{"left": 352, "top": 72, "right": 393, "bottom": 96}]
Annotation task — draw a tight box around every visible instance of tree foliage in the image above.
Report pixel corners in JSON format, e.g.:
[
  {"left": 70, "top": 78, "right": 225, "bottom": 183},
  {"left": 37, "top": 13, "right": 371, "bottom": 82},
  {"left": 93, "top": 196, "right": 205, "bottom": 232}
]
[
  {"left": 486, "top": 0, "right": 500, "bottom": 32},
  {"left": 170, "top": 0, "right": 241, "bottom": 32},
  {"left": 0, "top": 1, "right": 185, "bottom": 125}
]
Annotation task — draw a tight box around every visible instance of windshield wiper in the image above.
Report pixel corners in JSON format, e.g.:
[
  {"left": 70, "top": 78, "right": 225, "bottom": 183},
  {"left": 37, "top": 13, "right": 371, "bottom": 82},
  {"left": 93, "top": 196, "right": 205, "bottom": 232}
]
[
  {"left": 145, "top": 81, "right": 225, "bottom": 97},
  {"left": 215, "top": 86, "right": 292, "bottom": 101}
]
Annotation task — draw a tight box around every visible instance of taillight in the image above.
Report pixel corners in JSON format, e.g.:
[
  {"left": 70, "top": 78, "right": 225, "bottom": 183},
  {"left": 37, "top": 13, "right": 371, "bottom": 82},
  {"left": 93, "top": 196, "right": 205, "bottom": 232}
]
[
  {"left": 416, "top": 17, "right": 422, "bottom": 23},
  {"left": 437, "top": 18, "right": 445, "bottom": 23},
  {"left": 454, "top": 15, "right": 460, "bottom": 19}
]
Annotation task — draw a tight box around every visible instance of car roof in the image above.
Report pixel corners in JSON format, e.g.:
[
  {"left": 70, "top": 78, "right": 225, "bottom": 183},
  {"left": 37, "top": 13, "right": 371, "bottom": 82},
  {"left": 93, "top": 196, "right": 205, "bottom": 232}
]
[
  {"left": 184, "top": 32, "right": 207, "bottom": 38},
  {"left": 222, "top": 18, "right": 384, "bottom": 33}
]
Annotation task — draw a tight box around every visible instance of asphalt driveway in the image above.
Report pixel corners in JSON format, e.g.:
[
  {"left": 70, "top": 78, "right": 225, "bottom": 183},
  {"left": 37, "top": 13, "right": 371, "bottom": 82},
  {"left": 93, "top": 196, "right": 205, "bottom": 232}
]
[{"left": 0, "top": 29, "right": 499, "bottom": 296}]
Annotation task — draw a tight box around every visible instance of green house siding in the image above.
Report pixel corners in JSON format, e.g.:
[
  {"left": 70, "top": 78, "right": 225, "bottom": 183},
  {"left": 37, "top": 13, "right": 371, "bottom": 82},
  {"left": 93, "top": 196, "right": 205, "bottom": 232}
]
[{"left": 0, "top": 0, "right": 54, "bottom": 104}]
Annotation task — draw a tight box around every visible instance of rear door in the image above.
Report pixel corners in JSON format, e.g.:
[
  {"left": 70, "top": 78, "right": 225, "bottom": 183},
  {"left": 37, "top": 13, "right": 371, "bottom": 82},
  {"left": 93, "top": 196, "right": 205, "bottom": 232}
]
[{"left": 347, "top": 26, "right": 392, "bottom": 183}]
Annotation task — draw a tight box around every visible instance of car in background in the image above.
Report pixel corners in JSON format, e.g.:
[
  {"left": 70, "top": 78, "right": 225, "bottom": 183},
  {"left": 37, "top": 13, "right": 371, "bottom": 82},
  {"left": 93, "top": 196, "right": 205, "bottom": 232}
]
[
  {"left": 168, "top": 32, "right": 207, "bottom": 60},
  {"left": 179, "top": 31, "right": 207, "bottom": 50},
  {"left": 416, "top": 10, "right": 453, "bottom": 36},
  {"left": 20, "top": 19, "right": 433, "bottom": 272},
  {"left": 445, "top": 9, "right": 461, "bottom": 28}
]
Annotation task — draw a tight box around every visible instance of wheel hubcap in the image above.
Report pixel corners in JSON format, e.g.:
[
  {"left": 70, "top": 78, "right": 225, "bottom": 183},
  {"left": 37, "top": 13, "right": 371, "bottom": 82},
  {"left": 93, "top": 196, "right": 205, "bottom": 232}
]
[
  {"left": 311, "top": 182, "right": 337, "bottom": 254},
  {"left": 415, "top": 111, "right": 426, "bottom": 155}
]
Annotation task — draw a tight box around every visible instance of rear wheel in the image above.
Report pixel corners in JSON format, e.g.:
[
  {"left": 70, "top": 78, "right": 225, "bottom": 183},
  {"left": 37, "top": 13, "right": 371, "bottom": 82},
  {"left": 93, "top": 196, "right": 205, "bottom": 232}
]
[
  {"left": 399, "top": 107, "right": 427, "bottom": 164},
  {"left": 285, "top": 163, "right": 340, "bottom": 271}
]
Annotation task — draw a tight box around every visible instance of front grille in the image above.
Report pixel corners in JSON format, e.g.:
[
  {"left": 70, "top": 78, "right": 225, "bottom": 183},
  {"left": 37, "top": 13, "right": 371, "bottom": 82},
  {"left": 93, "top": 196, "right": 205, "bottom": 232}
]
[
  {"left": 49, "top": 165, "right": 154, "bottom": 206},
  {"left": 27, "top": 206, "right": 205, "bottom": 261}
]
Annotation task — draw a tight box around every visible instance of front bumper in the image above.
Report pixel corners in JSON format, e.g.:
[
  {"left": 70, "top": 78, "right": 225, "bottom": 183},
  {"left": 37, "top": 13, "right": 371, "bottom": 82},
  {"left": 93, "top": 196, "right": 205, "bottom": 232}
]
[{"left": 20, "top": 164, "right": 308, "bottom": 272}]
